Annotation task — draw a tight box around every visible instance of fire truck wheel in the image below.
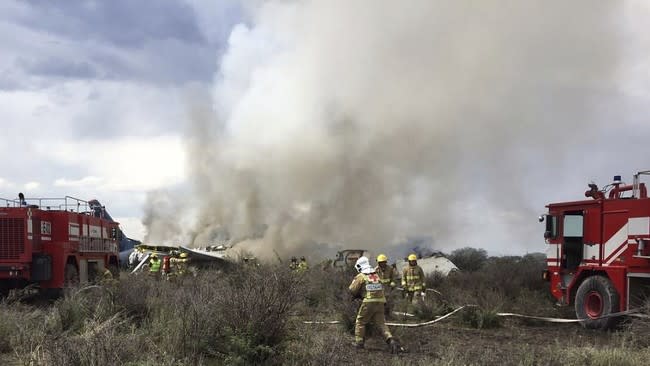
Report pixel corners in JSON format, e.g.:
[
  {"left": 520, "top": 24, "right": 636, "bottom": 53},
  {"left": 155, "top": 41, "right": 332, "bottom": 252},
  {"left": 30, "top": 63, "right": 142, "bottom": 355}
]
[
  {"left": 64, "top": 264, "right": 79, "bottom": 288},
  {"left": 575, "top": 275, "right": 619, "bottom": 330}
]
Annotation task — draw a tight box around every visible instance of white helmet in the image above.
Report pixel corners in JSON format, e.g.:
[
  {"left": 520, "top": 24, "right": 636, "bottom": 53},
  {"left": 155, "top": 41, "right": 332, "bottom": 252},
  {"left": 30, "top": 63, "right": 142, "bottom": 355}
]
[{"left": 355, "top": 256, "right": 374, "bottom": 274}]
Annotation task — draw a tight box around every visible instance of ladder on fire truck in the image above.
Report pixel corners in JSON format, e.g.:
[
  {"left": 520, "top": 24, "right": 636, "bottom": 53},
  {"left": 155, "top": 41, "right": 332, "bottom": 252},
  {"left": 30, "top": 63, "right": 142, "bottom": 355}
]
[{"left": 633, "top": 171, "right": 650, "bottom": 198}]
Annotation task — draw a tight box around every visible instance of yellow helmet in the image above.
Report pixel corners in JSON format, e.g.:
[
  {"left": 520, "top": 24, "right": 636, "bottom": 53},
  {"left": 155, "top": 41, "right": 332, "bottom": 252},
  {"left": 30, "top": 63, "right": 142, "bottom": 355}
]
[
  {"left": 151, "top": 253, "right": 158, "bottom": 259},
  {"left": 180, "top": 252, "right": 188, "bottom": 258},
  {"left": 377, "top": 254, "right": 388, "bottom": 262},
  {"left": 407, "top": 254, "right": 417, "bottom": 261}
]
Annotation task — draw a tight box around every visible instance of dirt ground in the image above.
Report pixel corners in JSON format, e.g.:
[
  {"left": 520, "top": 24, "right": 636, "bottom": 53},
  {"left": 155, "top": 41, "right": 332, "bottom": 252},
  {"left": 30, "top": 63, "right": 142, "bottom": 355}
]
[{"left": 313, "top": 318, "right": 618, "bottom": 366}]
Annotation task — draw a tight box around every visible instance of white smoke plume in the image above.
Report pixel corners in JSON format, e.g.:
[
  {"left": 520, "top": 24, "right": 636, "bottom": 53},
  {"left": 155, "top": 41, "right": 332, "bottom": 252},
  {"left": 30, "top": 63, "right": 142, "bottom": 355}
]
[
  {"left": 141, "top": 189, "right": 184, "bottom": 244},
  {"left": 146, "top": 1, "right": 631, "bottom": 260}
]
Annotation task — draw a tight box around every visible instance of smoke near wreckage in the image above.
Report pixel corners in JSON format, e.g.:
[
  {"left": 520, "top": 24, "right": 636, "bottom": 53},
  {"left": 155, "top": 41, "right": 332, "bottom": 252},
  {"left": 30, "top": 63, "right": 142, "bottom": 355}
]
[{"left": 144, "top": 1, "right": 624, "bottom": 258}]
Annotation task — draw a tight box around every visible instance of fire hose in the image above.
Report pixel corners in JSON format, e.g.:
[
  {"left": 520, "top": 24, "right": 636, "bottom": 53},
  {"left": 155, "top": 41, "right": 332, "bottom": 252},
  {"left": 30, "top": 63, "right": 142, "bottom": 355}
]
[
  {"left": 302, "top": 305, "right": 469, "bottom": 327},
  {"left": 303, "top": 306, "right": 649, "bottom": 327}
]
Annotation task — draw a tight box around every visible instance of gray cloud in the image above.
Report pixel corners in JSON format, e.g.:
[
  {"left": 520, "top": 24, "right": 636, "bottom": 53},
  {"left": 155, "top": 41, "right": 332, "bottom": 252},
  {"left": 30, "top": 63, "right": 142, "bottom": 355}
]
[
  {"left": 0, "top": 70, "right": 22, "bottom": 91},
  {"left": 0, "top": 1, "right": 246, "bottom": 242},
  {"left": 0, "top": 1, "right": 241, "bottom": 86},
  {"left": 15, "top": 0, "right": 205, "bottom": 47},
  {"left": 21, "top": 57, "right": 101, "bottom": 79}
]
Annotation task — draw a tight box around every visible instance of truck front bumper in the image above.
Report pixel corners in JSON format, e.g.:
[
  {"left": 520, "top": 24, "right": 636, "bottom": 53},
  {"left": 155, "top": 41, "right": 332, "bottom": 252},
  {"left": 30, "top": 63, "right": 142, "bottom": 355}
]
[{"left": 0, "top": 264, "right": 29, "bottom": 280}]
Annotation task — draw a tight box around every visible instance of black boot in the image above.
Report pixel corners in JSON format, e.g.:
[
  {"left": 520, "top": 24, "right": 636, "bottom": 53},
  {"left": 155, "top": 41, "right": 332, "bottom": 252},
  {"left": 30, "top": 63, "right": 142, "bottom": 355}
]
[{"left": 388, "top": 338, "right": 402, "bottom": 354}]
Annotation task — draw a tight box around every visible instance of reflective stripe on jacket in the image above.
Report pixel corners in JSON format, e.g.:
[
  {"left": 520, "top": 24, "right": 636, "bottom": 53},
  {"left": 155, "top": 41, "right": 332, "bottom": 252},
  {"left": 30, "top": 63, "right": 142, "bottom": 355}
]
[
  {"left": 171, "top": 257, "right": 189, "bottom": 274},
  {"left": 297, "top": 261, "right": 308, "bottom": 272},
  {"left": 375, "top": 265, "right": 396, "bottom": 287},
  {"left": 349, "top": 272, "right": 386, "bottom": 303},
  {"left": 401, "top": 265, "right": 425, "bottom": 291}
]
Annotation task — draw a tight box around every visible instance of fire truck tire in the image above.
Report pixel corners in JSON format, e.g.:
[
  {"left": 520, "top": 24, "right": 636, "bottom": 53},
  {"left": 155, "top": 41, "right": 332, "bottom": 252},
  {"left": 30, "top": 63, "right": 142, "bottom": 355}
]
[
  {"left": 64, "top": 263, "right": 79, "bottom": 288},
  {"left": 575, "top": 275, "right": 619, "bottom": 330}
]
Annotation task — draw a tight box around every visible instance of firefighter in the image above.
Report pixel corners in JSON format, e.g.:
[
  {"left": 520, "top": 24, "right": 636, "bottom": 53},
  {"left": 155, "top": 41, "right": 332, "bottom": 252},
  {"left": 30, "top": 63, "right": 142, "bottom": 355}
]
[
  {"left": 289, "top": 256, "right": 299, "bottom": 271},
  {"left": 162, "top": 255, "right": 171, "bottom": 280},
  {"left": 100, "top": 265, "right": 116, "bottom": 286},
  {"left": 298, "top": 256, "right": 309, "bottom": 272},
  {"left": 349, "top": 256, "right": 401, "bottom": 353},
  {"left": 149, "top": 253, "right": 161, "bottom": 279},
  {"left": 170, "top": 252, "right": 190, "bottom": 277},
  {"left": 134, "top": 247, "right": 147, "bottom": 268},
  {"left": 128, "top": 249, "right": 139, "bottom": 269},
  {"left": 375, "top": 254, "right": 397, "bottom": 317},
  {"left": 402, "top": 253, "right": 426, "bottom": 302}
]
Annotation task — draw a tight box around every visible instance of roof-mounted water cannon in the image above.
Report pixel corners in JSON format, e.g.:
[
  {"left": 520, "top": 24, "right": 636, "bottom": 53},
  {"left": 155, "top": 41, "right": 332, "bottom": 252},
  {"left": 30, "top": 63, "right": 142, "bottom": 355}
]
[{"left": 585, "top": 182, "right": 605, "bottom": 200}]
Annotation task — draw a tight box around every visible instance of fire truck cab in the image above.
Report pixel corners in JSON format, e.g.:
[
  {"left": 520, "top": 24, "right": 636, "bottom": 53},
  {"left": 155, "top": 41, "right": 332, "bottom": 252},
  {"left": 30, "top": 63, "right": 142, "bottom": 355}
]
[
  {"left": 0, "top": 195, "right": 120, "bottom": 297},
  {"left": 542, "top": 171, "right": 650, "bottom": 329}
]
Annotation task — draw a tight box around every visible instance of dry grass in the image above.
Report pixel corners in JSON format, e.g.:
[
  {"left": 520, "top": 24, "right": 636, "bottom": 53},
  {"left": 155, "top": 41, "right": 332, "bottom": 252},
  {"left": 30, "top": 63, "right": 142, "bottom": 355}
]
[
  {"left": 0, "top": 263, "right": 300, "bottom": 365},
  {"left": 1, "top": 251, "right": 649, "bottom": 365}
]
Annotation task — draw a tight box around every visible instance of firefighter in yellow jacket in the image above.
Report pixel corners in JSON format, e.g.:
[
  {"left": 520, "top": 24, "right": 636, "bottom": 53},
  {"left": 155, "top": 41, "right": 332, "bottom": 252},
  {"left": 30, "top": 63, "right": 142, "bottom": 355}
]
[
  {"left": 170, "top": 252, "right": 190, "bottom": 277},
  {"left": 100, "top": 265, "right": 116, "bottom": 286},
  {"left": 402, "top": 253, "right": 426, "bottom": 302},
  {"left": 349, "top": 256, "right": 401, "bottom": 353},
  {"left": 297, "top": 256, "right": 309, "bottom": 272},
  {"left": 375, "top": 254, "right": 396, "bottom": 317},
  {"left": 149, "top": 253, "right": 162, "bottom": 279}
]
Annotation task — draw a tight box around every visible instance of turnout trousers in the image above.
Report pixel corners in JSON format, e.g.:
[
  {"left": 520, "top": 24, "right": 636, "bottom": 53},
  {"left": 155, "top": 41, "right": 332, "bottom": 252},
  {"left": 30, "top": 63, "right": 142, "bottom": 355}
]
[{"left": 355, "top": 302, "right": 393, "bottom": 345}]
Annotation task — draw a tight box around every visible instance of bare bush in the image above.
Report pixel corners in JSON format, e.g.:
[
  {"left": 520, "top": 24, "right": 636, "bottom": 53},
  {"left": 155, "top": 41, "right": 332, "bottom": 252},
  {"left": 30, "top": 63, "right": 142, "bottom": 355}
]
[
  {"left": 41, "top": 313, "right": 142, "bottom": 366},
  {"left": 211, "top": 265, "right": 300, "bottom": 364},
  {"left": 327, "top": 267, "right": 363, "bottom": 334},
  {"left": 0, "top": 265, "right": 304, "bottom": 365}
]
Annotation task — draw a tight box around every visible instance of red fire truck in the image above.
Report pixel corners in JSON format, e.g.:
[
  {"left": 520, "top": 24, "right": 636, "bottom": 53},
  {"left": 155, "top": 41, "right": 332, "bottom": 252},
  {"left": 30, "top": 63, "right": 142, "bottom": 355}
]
[
  {"left": 542, "top": 171, "right": 650, "bottom": 329},
  {"left": 0, "top": 195, "right": 120, "bottom": 297}
]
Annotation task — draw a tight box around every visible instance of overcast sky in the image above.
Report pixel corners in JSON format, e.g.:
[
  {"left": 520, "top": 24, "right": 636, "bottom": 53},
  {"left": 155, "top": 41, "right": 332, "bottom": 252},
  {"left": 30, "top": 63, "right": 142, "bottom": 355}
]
[
  {"left": 0, "top": 1, "right": 243, "bottom": 239},
  {"left": 2, "top": 1, "right": 650, "bottom": 256}
]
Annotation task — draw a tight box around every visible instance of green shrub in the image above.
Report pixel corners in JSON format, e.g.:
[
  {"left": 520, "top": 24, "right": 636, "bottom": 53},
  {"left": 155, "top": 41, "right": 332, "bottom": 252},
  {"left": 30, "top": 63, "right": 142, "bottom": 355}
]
[
  {"left": 447, "top": 247, "right": 488, "bottom": 272},
  {"left": 458, "top": 307, "right": 501, "bottom": 329},
  {"left": 411, "top": 297, "right": 454, "bottom": 322}
]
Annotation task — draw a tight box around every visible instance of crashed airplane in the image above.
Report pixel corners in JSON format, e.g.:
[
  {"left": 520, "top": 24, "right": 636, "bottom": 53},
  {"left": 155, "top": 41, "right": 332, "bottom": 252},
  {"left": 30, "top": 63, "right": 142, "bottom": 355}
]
[{"left": 129, "top": 243, "right": 234, "bottom": 274}]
